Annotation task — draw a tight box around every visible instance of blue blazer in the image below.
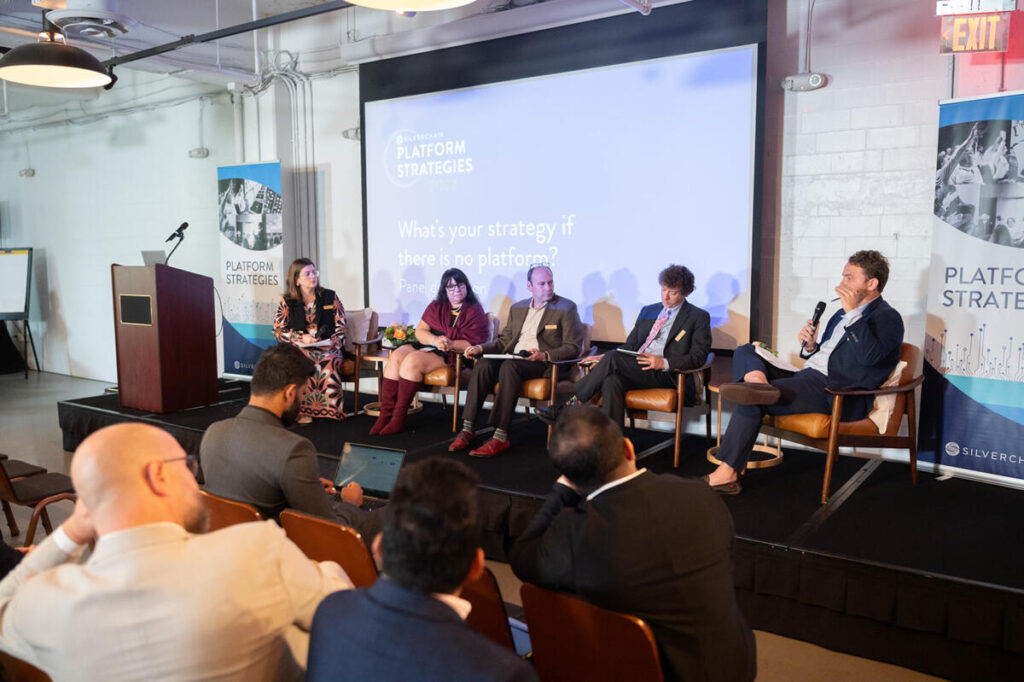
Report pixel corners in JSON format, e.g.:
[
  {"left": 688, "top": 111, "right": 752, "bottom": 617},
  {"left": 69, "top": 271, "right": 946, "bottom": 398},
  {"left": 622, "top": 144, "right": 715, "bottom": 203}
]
[
  {"left": 307, "top": 578, "right": 536, "bottom": 682},
  {"left": 806, "top": 296, "right": 904, "bottom": 392}
]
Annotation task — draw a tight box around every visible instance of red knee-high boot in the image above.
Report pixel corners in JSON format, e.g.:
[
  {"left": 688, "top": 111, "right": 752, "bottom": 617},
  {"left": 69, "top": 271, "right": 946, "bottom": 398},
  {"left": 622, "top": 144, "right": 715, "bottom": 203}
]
[
  {"left": 380, "top": 378, "right": 420, "bottom": 435},
  {"left": 370, "top": 378, "right": 399, "bottom": 435}
]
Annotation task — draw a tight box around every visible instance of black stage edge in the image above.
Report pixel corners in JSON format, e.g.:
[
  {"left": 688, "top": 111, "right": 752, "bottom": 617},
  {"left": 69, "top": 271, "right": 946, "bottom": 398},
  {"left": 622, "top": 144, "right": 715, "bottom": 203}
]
[{"left": 57, "top": 390, "right": 1024, "bottom": 680}]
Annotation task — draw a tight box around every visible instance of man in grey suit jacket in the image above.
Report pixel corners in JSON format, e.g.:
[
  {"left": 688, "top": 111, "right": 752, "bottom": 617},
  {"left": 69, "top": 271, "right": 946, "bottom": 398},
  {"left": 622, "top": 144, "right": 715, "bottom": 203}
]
[
  {"left": 451, "top": 265, "right": 583, "bottom": 457},
  {"left": 0, "top": 423, "right": 351, "bottom": 682},
  {"left": 538, "top": 264, "right": 712, "bottom": 427},
  {"left": 201, "top": 344, "right": 378, "bottom": 539}
]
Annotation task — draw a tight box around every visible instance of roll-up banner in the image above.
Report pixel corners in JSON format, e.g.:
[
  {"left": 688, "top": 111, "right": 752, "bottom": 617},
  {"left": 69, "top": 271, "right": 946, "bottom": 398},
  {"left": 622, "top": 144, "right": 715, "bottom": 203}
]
[
  {"left": 922, "top": 92, "right": 1024, "bottom": 481},
  {"left": 217, "top": 162, "right": 284, "bottom": 376}
]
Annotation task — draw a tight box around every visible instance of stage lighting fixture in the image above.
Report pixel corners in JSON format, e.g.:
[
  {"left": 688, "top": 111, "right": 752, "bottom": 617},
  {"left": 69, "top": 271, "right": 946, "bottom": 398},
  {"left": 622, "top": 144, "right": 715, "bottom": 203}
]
[
  {"left": 349, "top": 0, "right": 473, "bottom": 11},
  {"left": 0, "top": 24, "right": 111, "bottom": 89}
]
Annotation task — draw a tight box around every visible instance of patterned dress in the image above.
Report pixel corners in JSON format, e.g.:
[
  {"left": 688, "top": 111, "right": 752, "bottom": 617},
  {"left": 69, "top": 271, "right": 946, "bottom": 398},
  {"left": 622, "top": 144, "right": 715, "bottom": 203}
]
[{"left": 273, "top": 295, "right": 347, "bottom": 420}]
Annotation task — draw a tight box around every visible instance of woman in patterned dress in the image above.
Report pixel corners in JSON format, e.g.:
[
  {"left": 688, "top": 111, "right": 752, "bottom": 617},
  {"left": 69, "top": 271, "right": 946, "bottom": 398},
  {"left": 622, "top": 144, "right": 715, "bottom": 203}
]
[
  {"left": 370, "top": 268, "right": 489, "bottom": 435},
  {"left": 273, "top": 258, "right": 347, "bottom": 423}
]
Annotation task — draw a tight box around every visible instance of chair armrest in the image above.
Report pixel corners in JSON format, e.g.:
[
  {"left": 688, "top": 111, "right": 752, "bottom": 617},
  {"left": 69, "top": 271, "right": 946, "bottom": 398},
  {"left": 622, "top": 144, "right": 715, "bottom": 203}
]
[
  {"left": 352, "top": 334, "right": 384, "bottom": 347},
  {"left": 670, "top": 352, "right": 715, "bottom": 376},
  {"left": 551, "top": 345, "right": 597, "bottom": 365},
  {"left": 825, "top": 374, "right": 924, "bottom": 397}
]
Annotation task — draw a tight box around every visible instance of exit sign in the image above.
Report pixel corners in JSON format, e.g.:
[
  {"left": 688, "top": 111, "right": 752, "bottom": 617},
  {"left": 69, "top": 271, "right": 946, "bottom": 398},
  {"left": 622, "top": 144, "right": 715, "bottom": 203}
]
[{"left": 940, "top": 12, "right": 1011, "bottom": 52}]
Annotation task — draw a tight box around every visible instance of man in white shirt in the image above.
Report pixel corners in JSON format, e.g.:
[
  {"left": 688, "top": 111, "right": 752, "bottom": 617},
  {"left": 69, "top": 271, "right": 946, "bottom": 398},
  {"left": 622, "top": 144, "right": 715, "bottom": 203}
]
[{"left": 0, "top": 423, "right": 351, "bottom": 682}]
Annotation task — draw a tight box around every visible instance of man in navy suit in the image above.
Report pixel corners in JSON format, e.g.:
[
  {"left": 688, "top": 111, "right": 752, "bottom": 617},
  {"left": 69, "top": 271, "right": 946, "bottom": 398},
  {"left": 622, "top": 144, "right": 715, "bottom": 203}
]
[
  {"left": 306, "top": 458, "right": 536, "bottom": 682},
  {"left": 538, "top": 264, "right": 712, "bottom": 428},
  {"left": 706, "top": 250, "right": 904, "bottom": 494}
]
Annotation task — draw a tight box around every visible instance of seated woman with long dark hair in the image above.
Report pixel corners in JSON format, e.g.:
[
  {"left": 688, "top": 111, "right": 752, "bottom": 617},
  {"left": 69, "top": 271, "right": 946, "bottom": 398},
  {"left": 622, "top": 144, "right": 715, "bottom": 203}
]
[
  {"left": 371, "top": 268, "right": 489, "bottom": 435},
  {"left": 272, "top": 258, "right": 347, "bottom": 423}
]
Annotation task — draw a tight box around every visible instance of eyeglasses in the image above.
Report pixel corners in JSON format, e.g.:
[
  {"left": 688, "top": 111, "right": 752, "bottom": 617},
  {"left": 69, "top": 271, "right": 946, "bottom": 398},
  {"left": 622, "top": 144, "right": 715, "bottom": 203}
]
[
  {"left": 445, "top": 282, "right": 466, "bottom": 290},
  {"left": 300, "top": 270, "right": 319, "bottom": 278},
  {"left": 162, "top": 455, "right": 200, "bottom": 477}
]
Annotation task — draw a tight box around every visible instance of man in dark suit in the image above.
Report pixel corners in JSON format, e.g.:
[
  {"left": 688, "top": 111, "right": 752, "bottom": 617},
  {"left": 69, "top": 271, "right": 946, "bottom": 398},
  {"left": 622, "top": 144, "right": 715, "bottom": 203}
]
[
  {"left": 451, "top": 265, "right": 583, "bottom": 457},
  {"left": 706, "top": 250, "right": 904, "bottom": 494},
  {"left": 538, "top": 264, "right": 711, "bottom": 427},
  {"left": 200, "top": 344, "right": 379, "bottom": 538},
  {"left": 307, "top": 458, "right": 537, "bottom": 682},
  {"left": 510, "top": 407, "right": 755, "bottom": 682}
]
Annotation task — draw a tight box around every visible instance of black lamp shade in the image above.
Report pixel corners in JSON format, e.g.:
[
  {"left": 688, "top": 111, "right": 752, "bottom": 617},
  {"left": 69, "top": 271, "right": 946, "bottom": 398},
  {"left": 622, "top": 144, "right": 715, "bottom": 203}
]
[{"left": 0, "top": 39, "right": 111, "bottom": 88}]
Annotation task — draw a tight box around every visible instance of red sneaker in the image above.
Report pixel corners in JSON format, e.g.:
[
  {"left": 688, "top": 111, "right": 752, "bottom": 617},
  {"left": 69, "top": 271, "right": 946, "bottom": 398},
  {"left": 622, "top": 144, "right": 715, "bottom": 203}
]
[
  {"left": 469, "top": 438, "right": 510, "bottom": 458},
  {"left": 448, "top": 430, "right": 475, "bottom": 452}
]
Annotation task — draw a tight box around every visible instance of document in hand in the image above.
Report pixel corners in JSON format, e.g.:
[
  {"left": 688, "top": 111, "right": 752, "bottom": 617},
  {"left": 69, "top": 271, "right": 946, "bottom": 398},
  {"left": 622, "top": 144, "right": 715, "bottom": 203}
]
[
  {"left": 752, "top": 342, "right": 800, "bottom": 373},
  {"left": 298, "top": 339, "right": 332, "bottom": 349}
]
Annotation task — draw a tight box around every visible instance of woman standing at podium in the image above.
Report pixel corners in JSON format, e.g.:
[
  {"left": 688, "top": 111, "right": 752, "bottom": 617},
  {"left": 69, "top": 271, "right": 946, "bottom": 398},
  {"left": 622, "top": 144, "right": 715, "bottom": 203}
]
[{"left": 273, "top": 258, "right": 347, "bottom": 423}]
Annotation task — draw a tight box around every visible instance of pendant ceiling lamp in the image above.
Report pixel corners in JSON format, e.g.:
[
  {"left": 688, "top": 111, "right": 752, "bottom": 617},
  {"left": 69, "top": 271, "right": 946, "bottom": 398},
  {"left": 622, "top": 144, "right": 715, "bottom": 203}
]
[
  {"left": 0, "top": 21, "right": 111, "bottom": 89},
  {"left": 347, "top": 0, "right": 477, "bottom": 10}
]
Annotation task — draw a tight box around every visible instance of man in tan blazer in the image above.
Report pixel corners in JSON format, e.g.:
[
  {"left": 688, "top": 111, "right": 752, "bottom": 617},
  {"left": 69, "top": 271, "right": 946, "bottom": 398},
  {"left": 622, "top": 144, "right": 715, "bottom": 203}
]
[
  {"left": 451, "top": 265, "right": 583, "bottom": 457},
  {"left": 0, "top": 423, "right": 351, "bottom": 682}
]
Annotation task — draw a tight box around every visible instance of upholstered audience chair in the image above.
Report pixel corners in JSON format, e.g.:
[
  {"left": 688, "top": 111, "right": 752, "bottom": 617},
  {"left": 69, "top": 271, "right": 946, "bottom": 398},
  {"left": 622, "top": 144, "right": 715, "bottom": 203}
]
[
  {"left": 0, "top": 454, "right": 46, "bottom": 538},
  {"left": 521, "top": 583, "right": 663, "bottom": 682},
  {"left": 461, "top": 566, "right": 517, "bottom": 651},
  {"left": 758, "top": 343, "right": 924, "bottom": 504},
  {"left": 583, "top": 353, "right": 714, "bottom": 468},
  {"left": 199, "top": 491, "right": 262, "bottom": 531},
  {"left": 279, "top": 509, "right": 378, "bottom": 588},
  {"left": 0, "top": 461, "right": 75, "bottom": 546},
  {"left": 0, "top": 650, "right": 51, "bottom": 682},
  {"left": 339, "top": 308, "right": 382, "bottom": 415},
  {"left": 420, "top": 313, "right": 501, "bottom": 432}
]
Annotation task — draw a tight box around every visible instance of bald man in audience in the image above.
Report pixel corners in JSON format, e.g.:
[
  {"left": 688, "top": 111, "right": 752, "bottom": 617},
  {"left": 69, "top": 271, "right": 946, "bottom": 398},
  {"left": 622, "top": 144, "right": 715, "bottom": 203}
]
[{"left": 0, "top": 423, "right": 351, "bottom": 682}]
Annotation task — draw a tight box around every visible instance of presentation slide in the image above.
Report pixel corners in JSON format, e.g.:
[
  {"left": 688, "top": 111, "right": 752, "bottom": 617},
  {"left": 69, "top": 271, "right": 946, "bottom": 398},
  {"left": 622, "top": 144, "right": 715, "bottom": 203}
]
[{"left": 365, "top": 45, "right": 757, "bottom": 346}]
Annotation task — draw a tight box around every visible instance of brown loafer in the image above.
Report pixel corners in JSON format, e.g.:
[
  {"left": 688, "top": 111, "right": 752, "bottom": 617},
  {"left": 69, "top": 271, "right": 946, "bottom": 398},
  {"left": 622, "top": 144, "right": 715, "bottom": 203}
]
[
  {"left": 448, "top": 430, "right": 474, "bottom": 452},
  {"left": 719, "top": 382, "right": 781, "bottom": 406}
]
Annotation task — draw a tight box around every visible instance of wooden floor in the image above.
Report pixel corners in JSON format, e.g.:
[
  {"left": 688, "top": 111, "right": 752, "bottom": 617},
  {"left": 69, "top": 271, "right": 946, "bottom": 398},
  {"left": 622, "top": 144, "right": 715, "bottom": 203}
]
[{"left": 0, "top": 370, "right": 946, "bottom": 681}]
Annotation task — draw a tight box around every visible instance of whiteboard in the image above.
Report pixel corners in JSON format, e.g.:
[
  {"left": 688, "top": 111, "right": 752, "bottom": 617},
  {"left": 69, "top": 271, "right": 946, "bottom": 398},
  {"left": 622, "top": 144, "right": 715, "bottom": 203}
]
[{"left": 0, "top": 248, "right": 32, "bottom": 319}]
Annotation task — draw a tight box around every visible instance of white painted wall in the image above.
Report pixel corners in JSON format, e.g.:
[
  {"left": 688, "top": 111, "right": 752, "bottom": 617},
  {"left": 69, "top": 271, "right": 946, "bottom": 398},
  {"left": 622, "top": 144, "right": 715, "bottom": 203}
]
[{"left": 0, "top": 71, "right": 234, "bottom": 381}]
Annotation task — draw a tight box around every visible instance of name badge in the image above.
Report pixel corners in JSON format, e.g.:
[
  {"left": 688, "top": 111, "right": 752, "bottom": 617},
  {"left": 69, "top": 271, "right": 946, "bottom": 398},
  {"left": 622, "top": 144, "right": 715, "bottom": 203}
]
[
  {"left": 323, "top": 304, "right": 334, "bottom": 310},
  {"left": 674, "top": 329, "right": 686, "bottom": 342},
  {"left": 544, "top": 324, "right": 558, "bottom": 330}
]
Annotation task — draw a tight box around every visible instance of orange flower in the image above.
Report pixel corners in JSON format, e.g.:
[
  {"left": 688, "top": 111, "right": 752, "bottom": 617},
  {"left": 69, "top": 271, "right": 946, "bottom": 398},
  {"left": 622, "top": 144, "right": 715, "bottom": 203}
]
[{"left": 394, "top": 329, "right": 406, "bottom": 340}]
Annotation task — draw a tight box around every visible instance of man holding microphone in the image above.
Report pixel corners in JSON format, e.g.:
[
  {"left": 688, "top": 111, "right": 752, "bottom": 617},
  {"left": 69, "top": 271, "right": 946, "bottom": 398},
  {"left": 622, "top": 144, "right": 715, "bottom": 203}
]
[{"left": 706, "top": 250, "right": 904, "bottom": 494}]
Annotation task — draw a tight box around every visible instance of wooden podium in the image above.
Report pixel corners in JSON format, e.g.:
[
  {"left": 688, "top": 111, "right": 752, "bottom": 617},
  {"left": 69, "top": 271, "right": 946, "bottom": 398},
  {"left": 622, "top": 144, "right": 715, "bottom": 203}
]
[{"left": 111, "top": 264, "right": 218, "bottom": 413}]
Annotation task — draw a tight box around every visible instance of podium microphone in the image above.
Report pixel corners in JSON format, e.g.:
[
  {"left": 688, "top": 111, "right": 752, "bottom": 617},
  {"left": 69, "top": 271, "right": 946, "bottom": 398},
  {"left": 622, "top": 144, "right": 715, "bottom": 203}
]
[
  {"left": 802, "top": 301, "right": 827, "bottom": 350},
  {"left": 165, "top": 222, "right": 189, "bottom": 243}
]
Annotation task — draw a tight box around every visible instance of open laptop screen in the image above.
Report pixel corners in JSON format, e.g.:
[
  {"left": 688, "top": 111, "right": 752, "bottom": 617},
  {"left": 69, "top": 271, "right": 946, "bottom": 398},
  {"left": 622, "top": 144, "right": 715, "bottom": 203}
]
[{"left": 332, "top": 442, "right": 406, "bottom": 499}]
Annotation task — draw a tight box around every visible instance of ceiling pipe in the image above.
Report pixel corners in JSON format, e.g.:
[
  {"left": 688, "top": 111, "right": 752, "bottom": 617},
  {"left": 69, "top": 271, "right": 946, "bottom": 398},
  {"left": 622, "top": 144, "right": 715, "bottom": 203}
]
[{"left": 100, "top": 0, "right": 354, "bottom": 70}]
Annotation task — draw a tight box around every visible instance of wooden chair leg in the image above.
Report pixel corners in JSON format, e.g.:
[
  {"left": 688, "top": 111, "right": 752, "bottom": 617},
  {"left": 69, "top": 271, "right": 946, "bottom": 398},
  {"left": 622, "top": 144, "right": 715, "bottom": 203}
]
[
  {"left": 820, "top": 395, "right": 844, "bottom": 505},
  {"left": 452, "top": 356, "right": 462, "bottom": 433},
  {"left": 907, "top": 394, "right": 918, "bottom": 485},
  {"left": 353, "top": 346, "right": 362, "bottom": 415},
  {"left": 1, "top": 500, "right": 19, "bottom": 538},
  {"left": 673, "top": 408, "right": 683, "bottom": 468}
]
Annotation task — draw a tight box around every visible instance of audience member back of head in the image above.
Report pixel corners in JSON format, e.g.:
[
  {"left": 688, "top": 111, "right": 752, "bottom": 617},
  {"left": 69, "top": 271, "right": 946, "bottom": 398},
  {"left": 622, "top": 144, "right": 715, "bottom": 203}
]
[{"left": 307, "top": 457, "right": 537, "bottom": 682}]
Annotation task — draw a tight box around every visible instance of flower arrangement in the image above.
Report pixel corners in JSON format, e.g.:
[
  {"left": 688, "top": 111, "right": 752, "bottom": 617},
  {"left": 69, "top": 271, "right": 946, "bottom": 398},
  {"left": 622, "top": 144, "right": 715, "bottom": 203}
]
[{"left": 383, "top": 322, "right": 416, "bottom": 348}]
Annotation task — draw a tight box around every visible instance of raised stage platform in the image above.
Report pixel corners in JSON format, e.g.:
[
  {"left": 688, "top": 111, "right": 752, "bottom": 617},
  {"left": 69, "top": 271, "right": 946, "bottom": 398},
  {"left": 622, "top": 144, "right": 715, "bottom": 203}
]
[{"left": 58, "top": 384, "right": 1024, "bottom": 681}]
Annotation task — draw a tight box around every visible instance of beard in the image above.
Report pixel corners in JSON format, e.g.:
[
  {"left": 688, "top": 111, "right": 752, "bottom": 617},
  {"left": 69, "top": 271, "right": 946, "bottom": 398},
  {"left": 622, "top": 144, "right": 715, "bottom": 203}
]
[{"left": 281, "top": 393, "right": 302, "bottom": 427}]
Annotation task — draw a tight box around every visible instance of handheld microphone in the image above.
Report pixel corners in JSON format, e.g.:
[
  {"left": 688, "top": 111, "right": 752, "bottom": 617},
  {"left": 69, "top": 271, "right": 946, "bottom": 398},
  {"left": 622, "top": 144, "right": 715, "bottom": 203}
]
[
  {"left": 165, "top": 222, "right": 189, "bottom": 243},
  {"left": 802, "top": 301, "right": 826, "bottom": 350}
]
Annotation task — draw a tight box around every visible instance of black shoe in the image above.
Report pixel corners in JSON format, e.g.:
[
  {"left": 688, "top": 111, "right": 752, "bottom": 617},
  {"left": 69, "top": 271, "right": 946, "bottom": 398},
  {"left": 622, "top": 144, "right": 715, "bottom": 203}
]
[
  {"left": 719, "top": 382, "right": 781, "bottom": 406},
  {"left": 536, "top": 404, "right": 560, "bottom": 425},
  {"left": 701, "top": 474, "right": 742, "bottom": 495}
]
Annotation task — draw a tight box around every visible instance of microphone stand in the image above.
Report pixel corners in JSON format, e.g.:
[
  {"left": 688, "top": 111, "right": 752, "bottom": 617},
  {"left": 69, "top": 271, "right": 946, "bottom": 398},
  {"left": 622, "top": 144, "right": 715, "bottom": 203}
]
[{"left": 165, "top": 230, "right": 186, "bottom": 265}]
